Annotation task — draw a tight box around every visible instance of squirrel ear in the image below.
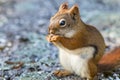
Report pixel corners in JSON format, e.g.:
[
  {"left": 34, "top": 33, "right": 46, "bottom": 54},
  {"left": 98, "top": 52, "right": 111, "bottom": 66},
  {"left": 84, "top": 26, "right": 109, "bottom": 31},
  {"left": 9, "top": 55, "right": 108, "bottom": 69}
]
[
  {"left": 59, "top": 2, "right": 68, "bottom": 11},
  {"left": 69, "top": 5, "right": 80, "bottom": 20}
]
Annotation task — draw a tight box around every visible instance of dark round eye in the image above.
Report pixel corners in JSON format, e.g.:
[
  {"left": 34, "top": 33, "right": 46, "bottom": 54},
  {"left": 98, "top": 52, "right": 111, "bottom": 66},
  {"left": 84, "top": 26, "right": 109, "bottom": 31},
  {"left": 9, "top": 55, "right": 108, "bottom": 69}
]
[{"left": 59, "top": 19, "right": 66, "bottom": 27}]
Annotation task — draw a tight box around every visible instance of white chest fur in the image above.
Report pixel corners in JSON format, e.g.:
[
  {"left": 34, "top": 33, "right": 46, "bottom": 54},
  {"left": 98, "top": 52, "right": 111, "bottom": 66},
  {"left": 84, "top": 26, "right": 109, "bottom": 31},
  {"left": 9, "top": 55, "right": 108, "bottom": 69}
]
[{"left": 59, "top": 46, "right": 95, "bottom": 78}]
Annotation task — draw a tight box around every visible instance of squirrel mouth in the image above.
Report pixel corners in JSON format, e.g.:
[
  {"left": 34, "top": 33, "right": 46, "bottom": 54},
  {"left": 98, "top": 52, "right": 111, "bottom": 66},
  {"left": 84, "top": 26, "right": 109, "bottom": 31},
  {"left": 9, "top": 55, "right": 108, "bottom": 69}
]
[{"left": 49, "top": 33, "right": 63, "bottom": 37}]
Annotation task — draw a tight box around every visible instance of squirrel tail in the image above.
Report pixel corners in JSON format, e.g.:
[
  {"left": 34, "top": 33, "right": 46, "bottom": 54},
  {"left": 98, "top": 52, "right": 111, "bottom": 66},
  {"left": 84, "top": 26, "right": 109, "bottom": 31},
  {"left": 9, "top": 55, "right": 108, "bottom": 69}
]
[{"left": 98, "top": 47, "right": 120, "bottom": 73}]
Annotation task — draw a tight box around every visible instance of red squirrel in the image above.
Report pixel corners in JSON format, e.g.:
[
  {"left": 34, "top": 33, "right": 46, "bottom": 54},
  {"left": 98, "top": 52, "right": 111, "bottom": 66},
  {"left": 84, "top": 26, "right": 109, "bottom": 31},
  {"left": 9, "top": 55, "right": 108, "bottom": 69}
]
[{"left": 46, "top": 3, "right": 120, "bottom": 80}]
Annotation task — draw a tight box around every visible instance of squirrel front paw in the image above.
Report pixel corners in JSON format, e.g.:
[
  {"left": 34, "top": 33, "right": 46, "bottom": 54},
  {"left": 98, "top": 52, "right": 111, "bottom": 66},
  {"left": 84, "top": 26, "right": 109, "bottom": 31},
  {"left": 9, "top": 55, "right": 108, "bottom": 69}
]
[{"left": 46, "top": 34, "right": 60, "bottom": 42}]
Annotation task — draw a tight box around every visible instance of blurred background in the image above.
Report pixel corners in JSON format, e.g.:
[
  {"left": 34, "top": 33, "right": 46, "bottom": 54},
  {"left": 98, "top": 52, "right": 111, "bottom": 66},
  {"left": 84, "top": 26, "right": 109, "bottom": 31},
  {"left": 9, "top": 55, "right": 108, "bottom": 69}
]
[{"left": 0, "top": 0, "right": 120, "bottom": 80}]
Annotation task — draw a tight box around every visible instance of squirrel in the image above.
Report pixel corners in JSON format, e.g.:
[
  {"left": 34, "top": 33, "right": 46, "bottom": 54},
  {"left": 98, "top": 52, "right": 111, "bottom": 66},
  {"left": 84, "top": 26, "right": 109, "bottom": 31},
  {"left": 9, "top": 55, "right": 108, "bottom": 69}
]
[{"left": 46, "top": 3, "right": 120, "bottom": 80}]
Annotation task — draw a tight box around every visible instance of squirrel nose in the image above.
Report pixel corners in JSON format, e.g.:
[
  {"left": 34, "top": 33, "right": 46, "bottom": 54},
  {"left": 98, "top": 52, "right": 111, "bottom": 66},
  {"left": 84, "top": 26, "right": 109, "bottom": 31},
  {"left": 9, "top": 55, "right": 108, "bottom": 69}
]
[{"left": 50, "top": 30, "right": 55, "bottom": 34}]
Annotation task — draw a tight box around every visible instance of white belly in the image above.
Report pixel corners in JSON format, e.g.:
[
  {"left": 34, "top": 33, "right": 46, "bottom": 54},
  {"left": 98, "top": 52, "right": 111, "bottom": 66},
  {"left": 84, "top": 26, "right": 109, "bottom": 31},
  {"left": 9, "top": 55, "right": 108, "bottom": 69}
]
[{"left": 59, "top": 46, "right": 95, "bottom": 78}]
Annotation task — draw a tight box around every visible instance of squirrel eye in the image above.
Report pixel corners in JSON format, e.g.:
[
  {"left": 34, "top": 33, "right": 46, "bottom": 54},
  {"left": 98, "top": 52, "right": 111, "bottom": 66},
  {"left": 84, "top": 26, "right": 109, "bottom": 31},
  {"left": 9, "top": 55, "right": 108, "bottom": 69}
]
[{"left": 59, "top": 19, "right": 66, "bottom": 27}]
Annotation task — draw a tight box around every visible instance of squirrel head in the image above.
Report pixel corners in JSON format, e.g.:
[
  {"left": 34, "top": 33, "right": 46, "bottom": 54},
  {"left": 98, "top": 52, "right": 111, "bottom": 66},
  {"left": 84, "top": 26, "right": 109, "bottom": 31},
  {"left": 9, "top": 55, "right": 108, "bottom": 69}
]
[{"left": 48, "top": 3, "right": 81, "bottom": 38}]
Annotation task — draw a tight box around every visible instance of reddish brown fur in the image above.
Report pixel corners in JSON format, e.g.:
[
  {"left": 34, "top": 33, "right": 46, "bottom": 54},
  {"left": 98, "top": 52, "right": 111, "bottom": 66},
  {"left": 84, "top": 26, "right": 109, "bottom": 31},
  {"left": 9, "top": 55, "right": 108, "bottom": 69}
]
[
  {"left": 88, "top": 59, "right": 97, "bottom": 78},
  {"left": 98, "top": 47, "right": 120, "bottom": 72}
]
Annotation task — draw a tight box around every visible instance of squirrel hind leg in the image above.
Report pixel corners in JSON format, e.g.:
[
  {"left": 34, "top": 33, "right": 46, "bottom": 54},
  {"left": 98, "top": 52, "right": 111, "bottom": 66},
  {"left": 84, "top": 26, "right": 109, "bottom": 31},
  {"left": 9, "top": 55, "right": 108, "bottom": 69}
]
[{"left": 53, "top": 70, "right": 72, "bottom": 77}]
